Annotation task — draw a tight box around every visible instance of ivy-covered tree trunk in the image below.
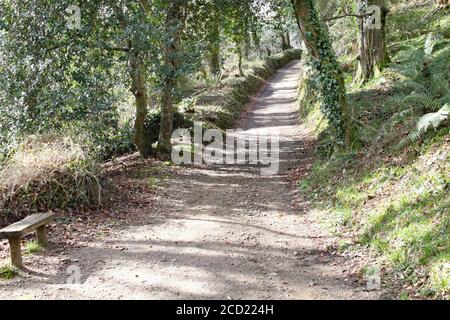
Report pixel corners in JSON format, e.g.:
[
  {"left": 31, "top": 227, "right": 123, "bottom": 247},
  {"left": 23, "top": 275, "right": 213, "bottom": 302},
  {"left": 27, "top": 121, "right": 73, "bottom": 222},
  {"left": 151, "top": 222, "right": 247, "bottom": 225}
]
[
  {"left": 210, "top": 45, "right": 221, "bottom": 76},
  {"left": 357, "top": 0, "right": 390, "bottom": 82},
  {"left": 237, "top": 45, "right": 244, "bottom": 76},
  {"left": 158, "top": 1, "right": 183, "bottom": 154},
  {"left": 292, "top": 0, "right": 354, "bottom": 148},
  {"left": 210, "top": 48, "right": 221, "bottom": 77},
  {"left": 208, "top": 15, "right": 221, "bottom": 76}
]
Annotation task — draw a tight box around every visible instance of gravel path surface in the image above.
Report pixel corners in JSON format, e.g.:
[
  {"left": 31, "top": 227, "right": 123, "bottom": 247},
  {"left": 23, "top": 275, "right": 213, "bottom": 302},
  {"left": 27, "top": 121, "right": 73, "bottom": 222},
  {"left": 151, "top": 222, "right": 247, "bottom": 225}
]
[{"left": 0, "top": 61, "right": 380, "bottom": 300}]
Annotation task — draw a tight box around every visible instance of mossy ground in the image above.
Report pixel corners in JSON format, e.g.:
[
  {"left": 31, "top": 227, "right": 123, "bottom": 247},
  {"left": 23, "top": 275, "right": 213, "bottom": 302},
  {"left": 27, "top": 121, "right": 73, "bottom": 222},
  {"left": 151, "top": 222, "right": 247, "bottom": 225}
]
[{"left": 298, "top": 4, "right": 449, "bottom": 299}]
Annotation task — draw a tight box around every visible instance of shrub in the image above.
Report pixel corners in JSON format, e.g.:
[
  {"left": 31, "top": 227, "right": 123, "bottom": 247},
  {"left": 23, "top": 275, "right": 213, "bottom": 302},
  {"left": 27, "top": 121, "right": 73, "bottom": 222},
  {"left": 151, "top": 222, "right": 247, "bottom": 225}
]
[
  {"left": 0, "top": 265, "right": 18, "bottom": 280},
  {"left": 0, "top": 134, "right": 102, "bottom": 225},
  {"left": 141, "top": 109, "right": 194, "bottom": 154},
  {"left": 53, "top": 117, "right": 136, "bottom": 162}
]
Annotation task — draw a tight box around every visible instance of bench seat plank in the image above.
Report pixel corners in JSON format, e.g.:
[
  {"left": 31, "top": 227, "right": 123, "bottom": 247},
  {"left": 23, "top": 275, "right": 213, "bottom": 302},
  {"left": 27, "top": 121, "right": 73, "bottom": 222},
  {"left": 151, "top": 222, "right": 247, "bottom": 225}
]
[{"left": 0, "top": 212, "right": 56, "bottom": 237}]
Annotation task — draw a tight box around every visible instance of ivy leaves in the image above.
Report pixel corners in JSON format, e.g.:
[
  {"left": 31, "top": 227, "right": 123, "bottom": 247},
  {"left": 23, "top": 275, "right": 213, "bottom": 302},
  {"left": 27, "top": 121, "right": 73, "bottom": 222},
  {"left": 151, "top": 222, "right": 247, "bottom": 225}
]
[{"left": 293, "top": 0, "right": 353, "bottom": 148}]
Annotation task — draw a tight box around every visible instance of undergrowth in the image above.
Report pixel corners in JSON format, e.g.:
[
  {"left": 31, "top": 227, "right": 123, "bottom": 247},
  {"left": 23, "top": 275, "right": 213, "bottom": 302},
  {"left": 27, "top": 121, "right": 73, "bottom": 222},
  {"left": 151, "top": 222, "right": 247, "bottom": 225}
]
[
  {"left": 135, "top": 49, "right": 302, "bottom": 152},
  {"left": 0, "top": 133, "right": 102, "bottom": 226},
  {"left": 298, "top": 4, "right": 450, "bottom": 299},
  {"left": 25, "top": 241, "right": 43, "bottom": 254},
  {"left": 0, "top": 50, "right": 302, "bottom": 227},
  {"left": 188, "top": 49, "right": 302, "bottom": 130},
  {"left": 0, "top": 264, "right": 18, "bottom": 280}
]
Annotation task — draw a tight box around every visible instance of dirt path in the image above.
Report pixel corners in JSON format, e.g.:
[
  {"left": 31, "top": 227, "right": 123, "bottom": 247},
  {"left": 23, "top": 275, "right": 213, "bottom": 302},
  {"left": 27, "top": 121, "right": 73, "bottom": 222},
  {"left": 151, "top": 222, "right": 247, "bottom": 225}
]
[{"left": 0, "top": 61, "right": 379, "bottom": 300}]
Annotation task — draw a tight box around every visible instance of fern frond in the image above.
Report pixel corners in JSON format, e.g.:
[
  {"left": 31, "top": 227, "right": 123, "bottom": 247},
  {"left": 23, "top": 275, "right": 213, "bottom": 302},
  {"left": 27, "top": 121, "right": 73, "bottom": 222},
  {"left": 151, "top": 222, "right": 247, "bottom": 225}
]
[
  {"left": 415, "top": 104, "right": 449, "bottom": 134},
  {"left": 404, "top": 93, "right": 443, "bottom": 112},
  {"left": 397, "top": 104, "right": 449, "bottom": 148}
]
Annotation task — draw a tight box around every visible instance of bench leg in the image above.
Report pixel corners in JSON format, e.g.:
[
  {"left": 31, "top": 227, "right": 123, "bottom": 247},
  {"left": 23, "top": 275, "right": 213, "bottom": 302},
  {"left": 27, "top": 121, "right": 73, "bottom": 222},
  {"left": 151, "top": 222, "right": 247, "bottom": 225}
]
[
  {"left": 36, "top": 225, "right": 48, "bottom": 247},
  {"left": 8, "top": 236, "right": 22, "bottom": 269}
]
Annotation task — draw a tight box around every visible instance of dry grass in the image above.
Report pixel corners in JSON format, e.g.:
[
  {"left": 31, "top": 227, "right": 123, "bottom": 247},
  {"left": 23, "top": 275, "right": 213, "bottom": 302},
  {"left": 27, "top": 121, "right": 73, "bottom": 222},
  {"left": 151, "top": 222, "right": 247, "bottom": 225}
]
[
  {"left": 1, "top": 134, "right": 84, "bottom": 187},
  {"left": 0, "top": 134, "right": 102, "bottom": 226}
]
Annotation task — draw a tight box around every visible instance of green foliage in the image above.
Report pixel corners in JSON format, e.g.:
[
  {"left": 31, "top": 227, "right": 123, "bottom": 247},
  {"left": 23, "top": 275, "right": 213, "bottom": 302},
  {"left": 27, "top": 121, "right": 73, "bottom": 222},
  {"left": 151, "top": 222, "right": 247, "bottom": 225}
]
[
  {"left": 299, "top": 0, "right": 351, "bottom": 147},
  {"left": 300, "top": 137, "right": 449, "bottom": 298},
  {"left": 0, "top": 265, "right": 18, "bottom": 280},
  {"left": 25, "top": 241, "right": 43, "bottom": 254},
  {"left": 399, "top": 104, "right": 449, "bottom": 148},
  {"left": 142, "top": 109, "right": 194, "bottom": 153},
  {"left": 0, "top": 1, "right": 143, "bottom": 160},
  {"left": 0, "top": 0, "right": 297, "bottom": 159},
  {"left": 344, "top": 23, "right": 450, "bottom": 151},
  {"left": 298, "top": 1, "right": 450, "bottom": 299}
]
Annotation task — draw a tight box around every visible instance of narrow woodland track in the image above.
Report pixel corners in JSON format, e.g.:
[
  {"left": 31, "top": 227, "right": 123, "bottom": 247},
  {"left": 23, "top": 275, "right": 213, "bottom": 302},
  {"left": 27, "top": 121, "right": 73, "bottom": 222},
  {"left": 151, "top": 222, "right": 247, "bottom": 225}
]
[{"left": 0, "top": 61, "right": 379, "bottom": 300}]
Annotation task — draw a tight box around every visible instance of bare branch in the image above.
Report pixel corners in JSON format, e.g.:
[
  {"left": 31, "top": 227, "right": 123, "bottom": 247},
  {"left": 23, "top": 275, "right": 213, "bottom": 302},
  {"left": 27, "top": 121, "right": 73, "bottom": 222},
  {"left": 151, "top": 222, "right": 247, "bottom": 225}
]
[{"left": 324, "top": 11, "right": 373, "bottom": 22}]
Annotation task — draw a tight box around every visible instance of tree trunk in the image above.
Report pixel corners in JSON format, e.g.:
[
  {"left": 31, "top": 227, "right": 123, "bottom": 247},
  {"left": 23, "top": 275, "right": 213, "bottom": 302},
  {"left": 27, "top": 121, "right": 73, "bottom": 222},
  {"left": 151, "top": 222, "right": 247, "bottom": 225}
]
[
  {"left": 158, "top": 1, "right": 183, "bottom": 154},
  {"left": 159, "top": 79, "right": 174, "bottom": 154},
  {"left": 357, "top": 0, "right": 390, "bottom": 82},
  {"left": 252, "top": 27, "right": 261, "bottom": 57},
  {"left": 130, "top": 52, "right": 151, "bottom": 156},
  {"left": 292, "top": 0, "right": 354, "bottom": 148},
  {"left": 115, "top": 4, "right": 152, "bottom": 157},
  {"left": 210, "top": 45, "right": 221, "bottom": 76},
  {"left": 280, "top": 31, "right": 289, "bottom": 50},
  {"left": 208, "top": 15, "right": 221, "bottom": 76},
  {"left": 237, "top": 45, "right": 244, "bottom": 76},
  {"left": 286, "top": 31, "right": 291, "bottom": 49},
  {"left": 281, "top": 31, "right": 292, "bottom": 50},
  {"left": 243, "top": 32, "right": 251, "bottom": 59}
]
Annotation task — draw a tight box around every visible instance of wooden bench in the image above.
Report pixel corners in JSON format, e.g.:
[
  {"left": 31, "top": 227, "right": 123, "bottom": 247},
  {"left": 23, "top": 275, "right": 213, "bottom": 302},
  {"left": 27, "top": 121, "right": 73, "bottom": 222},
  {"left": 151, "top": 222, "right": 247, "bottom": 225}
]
[{"left": 0, "top": 212, "right": 57, "bottom": 268}]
